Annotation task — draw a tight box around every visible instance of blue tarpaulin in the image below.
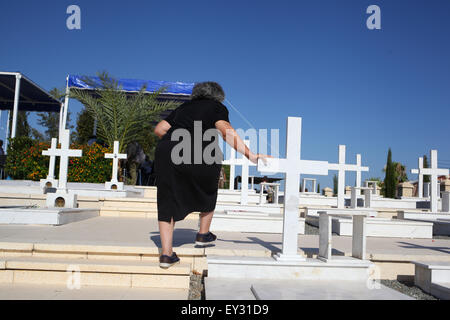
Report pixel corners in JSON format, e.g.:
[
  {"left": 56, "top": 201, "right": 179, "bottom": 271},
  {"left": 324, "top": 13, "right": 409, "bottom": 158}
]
[{"left": 68, "top": 75, "right": 194, "bottom": 96}]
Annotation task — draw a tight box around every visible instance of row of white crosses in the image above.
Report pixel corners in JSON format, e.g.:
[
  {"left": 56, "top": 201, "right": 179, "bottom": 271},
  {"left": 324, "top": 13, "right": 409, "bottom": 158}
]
[
  {"left": 256, "top": 117, "right": 372, "bottom": 262},
  {"left": 411, "top": 150, "right": 449, "bottom": 212},
  {"left": 328, "top": 145, "right": 369, "bottom": 209},
  {"left": 42, "top": 130, "right": 126, "bottom": 192},
  {"left": 222, "top": 139, "right": 256, "bottom": 205}
]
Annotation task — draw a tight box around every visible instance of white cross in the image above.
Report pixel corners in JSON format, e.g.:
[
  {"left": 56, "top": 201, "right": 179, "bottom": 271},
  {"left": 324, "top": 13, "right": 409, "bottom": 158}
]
[
  {"left": 42, "top": 138, "right": 58, "bottom": 180},
  {"left": 222, "top": 139, "right": 256, "bottom": 205},
  {"left": 55, "top": 129, "right": 82, "bottom": 190},
  {"left": 328, "top": 145, "right": 367, "bottom": 209},
  {"left": 105, "top": 141, "right": 127, "bottom": 183},
  {"left": 223, "top": 148, "right": 236, "bottom": 190},
  {"left": 418, "top": 150, "right": 448, "bottom": 212},
  {"left": 258, "top": 117, "right": 329, "bottom": 261},
  {"left": 411, "top": 157, "right": 424, "bottom": 198},
  {"left": 354, "top": 154, "right": 369, "bottom": 195}
]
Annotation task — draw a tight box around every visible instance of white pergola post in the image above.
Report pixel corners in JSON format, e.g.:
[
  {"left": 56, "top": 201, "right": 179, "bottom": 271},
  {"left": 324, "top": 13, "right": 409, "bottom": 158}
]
[
  {"left": 58, "top": 102, "right": 64, "bottom": 140},
  {"left": 61, "top": 76, "right": 70, "bottom": 142},
  {"left": 10, "top": 74, "right": 22, "bottom": 138},
  {"left": 4, "top": 110, "right": 10, "bottom": 154}
]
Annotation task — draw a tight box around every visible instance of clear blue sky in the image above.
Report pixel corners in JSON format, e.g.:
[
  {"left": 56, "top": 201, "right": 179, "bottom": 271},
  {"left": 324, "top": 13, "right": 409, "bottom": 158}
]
[{"left": 1, "top": 0, "right": 449, "bottom": 189}]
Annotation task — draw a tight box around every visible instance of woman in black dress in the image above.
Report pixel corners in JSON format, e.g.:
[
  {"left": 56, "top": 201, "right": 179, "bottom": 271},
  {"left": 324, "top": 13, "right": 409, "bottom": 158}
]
[{"left": 154, "top": 82, "right": 269, "bottom": 268}]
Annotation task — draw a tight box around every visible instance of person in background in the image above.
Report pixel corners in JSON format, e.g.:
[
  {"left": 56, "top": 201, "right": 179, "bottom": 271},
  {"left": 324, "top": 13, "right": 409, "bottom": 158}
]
[{"left": 125, "top": 141, "right": 146, "bottom": 185}]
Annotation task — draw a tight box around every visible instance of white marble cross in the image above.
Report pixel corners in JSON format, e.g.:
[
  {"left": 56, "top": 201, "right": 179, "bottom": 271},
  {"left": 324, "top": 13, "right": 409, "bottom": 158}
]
[
  {"left": 222, "top": 139, "right": 256, "bottom": 205},
  {"left": 223, "top": 148, "right": 236, "bottom": 191},
  {"left": 42, "top": 138, "right": 58, "bottom": 180},
  {"left": 411, "top": 157, "right": 424, "bottom": 198},
  {"left": 328, "top": 145, "right": 367, "bottom": 209},
  {"left": 54, "top": 129, "right": 82, "bottom": 191},
  {"left": 258, "top": 117, "right": 329, "bottom": 261},
  {"left": 105, "top": 141, "right": 127, "bottom": 183},
  {"left": 417, "top": 150, "right": 448, "bottom": 212},
  {"left": 355, "top": 154, "right": 369, "bottom": 195}
]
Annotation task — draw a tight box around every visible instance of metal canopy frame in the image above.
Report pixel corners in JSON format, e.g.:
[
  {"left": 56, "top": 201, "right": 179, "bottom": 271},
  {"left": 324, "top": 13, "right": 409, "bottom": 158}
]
[{"left": 0, "top": 71, "right": 62, "bottom": 152}]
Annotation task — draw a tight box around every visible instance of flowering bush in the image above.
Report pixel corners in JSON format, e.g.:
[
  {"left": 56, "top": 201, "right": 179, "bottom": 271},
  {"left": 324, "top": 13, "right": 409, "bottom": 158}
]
[{"left": 6, "top": 137, "right": 114, "bottom": 183}]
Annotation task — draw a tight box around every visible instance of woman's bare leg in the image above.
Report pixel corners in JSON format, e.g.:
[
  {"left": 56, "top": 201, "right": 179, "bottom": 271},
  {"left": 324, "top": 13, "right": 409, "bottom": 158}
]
[
  {"left": 199, "top": 211, "right": 214, "bottom": 234},
  {"left": 159, "top": 218, "right": 175, "bottom": 256}
]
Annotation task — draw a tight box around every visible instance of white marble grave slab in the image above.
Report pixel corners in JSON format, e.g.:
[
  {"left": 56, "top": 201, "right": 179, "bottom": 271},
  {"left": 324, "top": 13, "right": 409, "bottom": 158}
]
[
  {"left": 0, "top": 208, "right": 98, "bottom": 225},
  {"left": 250, "top": 279, "right": 413, "bottom": 300}
]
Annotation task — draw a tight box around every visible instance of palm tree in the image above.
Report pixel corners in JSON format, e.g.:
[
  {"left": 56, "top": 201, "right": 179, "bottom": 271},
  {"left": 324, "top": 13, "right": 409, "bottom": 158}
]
[{"left": 69, "top": 71, "right": 180, "bottom": 153}]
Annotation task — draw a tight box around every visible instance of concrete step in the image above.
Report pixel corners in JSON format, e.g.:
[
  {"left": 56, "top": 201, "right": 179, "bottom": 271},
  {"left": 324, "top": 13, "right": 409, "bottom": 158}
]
[
  {"left": 102, "top": 198, "right": 157, "bottom": 208},
  {"left": 0, "top": 283, "right": 189, "bottom": 300},
  {"left": 100, "top": 207, "right": 199, "bottom": 220},
  {"left": 0, "top": 241, "right": 271, "bottom": 275},
  {"left": 211, "top": 213, "right": 305, "bottom": 234},
  {"left": 430, "top": 282, "right": 450, "bottom": 300},
  {"left": 0, "top": 256, "right": 191, "bottom": 289},
  {"left": 413, "top": 261, "right": 450, "bottom": 299},
  {"left": 0, "top": 208, "right": 99, "bottom": 225}
]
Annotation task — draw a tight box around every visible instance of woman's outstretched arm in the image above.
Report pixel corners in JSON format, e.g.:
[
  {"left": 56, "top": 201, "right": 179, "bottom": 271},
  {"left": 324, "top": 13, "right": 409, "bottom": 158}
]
[{"left": 215, "top": 120, "right": 270, "bottom": 164}]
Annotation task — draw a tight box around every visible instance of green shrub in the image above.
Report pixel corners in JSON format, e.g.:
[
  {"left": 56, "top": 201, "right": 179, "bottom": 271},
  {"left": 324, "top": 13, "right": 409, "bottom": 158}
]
[{"left": 5, "top": 137, "right": 113, "bottom": 183}]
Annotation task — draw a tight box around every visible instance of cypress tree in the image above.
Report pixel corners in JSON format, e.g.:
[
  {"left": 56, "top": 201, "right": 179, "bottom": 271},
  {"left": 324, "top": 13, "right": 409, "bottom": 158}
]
[
  {"left": 384, "top": 148, "right": 396, "bottom": 198},
  {"left": 333, "top": 174, "right": 338, "bottom": 196},
  {"left": 423, "top": 155, "right": 430, "bottom": 183},
  {"left": 317, "top": 183, "right": 321, "bottom": 194}
]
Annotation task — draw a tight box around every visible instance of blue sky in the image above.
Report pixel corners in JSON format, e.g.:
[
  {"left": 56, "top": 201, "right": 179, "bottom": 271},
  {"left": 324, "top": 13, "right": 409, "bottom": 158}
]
[{"left": 1, "top": 0, "right": 449, "bottom": 189}]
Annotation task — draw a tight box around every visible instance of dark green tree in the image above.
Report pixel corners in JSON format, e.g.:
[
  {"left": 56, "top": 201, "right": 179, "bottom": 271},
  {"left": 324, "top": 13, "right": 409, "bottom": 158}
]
[
  {"left": 9, "top": 111, "right": 31, "bottom": 138},
  {"left": 74, "top": 108, "right": 95, "bottom": 145},
  {"left": 384, "top": 148, "right": 396, "bottom": 198},
  {"left": 423, "top": 155, "right": 430, "bottom": 183},
  {"left": 317, "top": 183, "right": 321, "bottom": 194},
  {"left": 36, "top": 88, "right": 73, "bottom": 141}
]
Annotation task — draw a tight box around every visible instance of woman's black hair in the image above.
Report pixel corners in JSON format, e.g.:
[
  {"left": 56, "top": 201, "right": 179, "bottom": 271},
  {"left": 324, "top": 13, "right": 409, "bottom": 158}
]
[{"left": 191, "top": 81, "right": 225, "bottom": 103}]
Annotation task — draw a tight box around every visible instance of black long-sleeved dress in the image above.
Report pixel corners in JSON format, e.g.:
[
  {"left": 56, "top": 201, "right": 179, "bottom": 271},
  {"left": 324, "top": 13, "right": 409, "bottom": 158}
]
[{"left": 155, "top": 98, "right": 229, "bottom": 222}]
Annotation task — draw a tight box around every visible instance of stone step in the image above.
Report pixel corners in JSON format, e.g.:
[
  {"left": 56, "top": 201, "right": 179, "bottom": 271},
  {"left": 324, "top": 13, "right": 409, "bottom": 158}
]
[
  {"left": 0, "top": 283, "right": 189, "bottom": 300},
  {"left": 0, "top": 208, "right": 99, "bottom": 225},
  {"left": 413, "top": 261, "right": 450, "bottom": 299},
  {"left": 0, "top": 256, "right": 190, "bottom": 289},
  {"left": 430, "top": 282, "right": 450, "bottom": 300},
  {"left": 100, "top": 207, "right": 199, "bottom": 220},
  {"left": 0, "top": 241, "right": 271, "bottom": 275},
  {"left": 207, "top": 255, "right": 374, "bottom": 281},
  {"left": 211, "top": 213, "right": 305, "bottom": 234}
]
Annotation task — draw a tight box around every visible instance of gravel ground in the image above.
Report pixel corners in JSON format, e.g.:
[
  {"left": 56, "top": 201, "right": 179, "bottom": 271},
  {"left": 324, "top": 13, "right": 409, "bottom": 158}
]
[
  {"left": 380, "top": 279, "right": 438, "bottom": 300},
  {"left": 305, "top": 222, "right": 339, "bottom": 235},
  {"left": 188, "top": 273, "right": 204, "bottom": 300}
]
